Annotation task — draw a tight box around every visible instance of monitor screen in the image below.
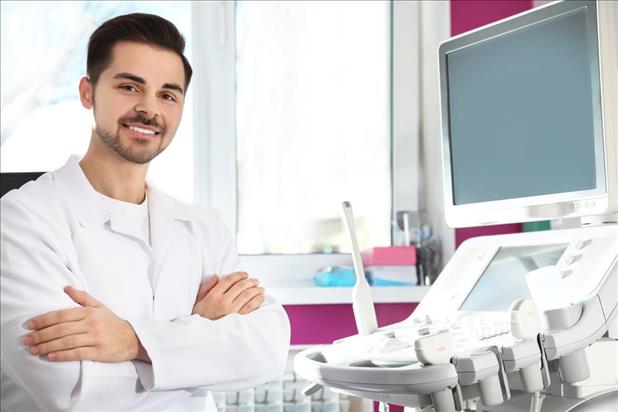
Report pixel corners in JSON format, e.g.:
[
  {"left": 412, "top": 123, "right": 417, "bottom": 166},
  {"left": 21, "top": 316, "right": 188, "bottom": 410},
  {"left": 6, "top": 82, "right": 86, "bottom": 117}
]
[
  {"left": 446, "top": 6, "right": 601, "bottom": 205},
  {"left": 460, "top": 244, "right": 567, "bottom": 312}
]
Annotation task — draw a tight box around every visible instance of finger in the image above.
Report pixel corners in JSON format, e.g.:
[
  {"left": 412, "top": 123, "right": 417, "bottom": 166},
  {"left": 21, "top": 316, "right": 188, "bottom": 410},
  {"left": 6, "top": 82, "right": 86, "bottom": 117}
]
[
  {"left": 30, "top": 333, "right": 94, "bottom": 356},
  {"left": 24, "top": 320, "right": 88, "bottom": 346},
  {"left": 47, "top": 347, "right": 96, "bottom": 362},
  {"left": 64, "top": 286, "right": 101, "bottom": 308},
  {"left": 226, "top": 278, "right": 260, "bottom": 301},
  {"left": 239, "top": 291, "right": 265, "bottom": 315},
  {"left": 230, "top": 286, "right": 263, "bottom": 313},
  {"left": 195, "top": 275, "right": 218, "bottom": 303},
  {"left": 214, "top": 272, "right": 249, "bottom": 295},
  {"left": 27, "top": 307, "right": 89, "bottom": 330}
]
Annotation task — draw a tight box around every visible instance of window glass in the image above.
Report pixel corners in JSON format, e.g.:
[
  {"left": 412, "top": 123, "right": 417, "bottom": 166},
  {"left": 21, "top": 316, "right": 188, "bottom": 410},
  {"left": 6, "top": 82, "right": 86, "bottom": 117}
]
[{"left": 235, "top": 0, "right": 391, "bottom": 254}]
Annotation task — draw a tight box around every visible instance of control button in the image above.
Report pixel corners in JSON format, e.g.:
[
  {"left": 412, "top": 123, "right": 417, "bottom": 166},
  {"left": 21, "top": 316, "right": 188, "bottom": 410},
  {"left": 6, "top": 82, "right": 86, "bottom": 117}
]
[
  {"left": 381, "top": 338, "right": 410, "bottom": 352},
  {"left": 424, "top": 315, "right": 433, "bottom": 325},
  {"left": 418, "top": 327, "right": 430, "bottom": 336},
  {"left": 480, "top": 329, "right": 489, "bottom": 339},
  {"left": 573, "top": 239, "right": 590, "bottom": 250},
  {"left": 563, "top": 254, "right": 577, "bottom": 265}
]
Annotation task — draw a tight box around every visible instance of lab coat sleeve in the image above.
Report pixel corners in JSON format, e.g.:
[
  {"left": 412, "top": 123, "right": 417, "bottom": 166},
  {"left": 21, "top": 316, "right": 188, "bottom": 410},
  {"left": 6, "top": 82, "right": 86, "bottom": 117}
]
[
  {"left": 128, "top": 213, "right": 291, "bottom": 392},
  {"left": 1, "top": 193, "right": 90, "bottom": 411},
  {"left": 129, "top": 302, "right": 290, "bottom": 392}
]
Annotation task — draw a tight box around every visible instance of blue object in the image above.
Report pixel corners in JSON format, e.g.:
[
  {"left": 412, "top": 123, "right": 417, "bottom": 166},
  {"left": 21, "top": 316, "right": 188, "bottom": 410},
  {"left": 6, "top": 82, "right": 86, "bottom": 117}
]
[
  {"left": 371, "top": 278, "right": 413, "bottom": 286},
  {"left": 313, "top": 267, "right": 413, "bottom": 287},
  {"left": 313, "top": 267, "right": 358, "bottom": 287}
]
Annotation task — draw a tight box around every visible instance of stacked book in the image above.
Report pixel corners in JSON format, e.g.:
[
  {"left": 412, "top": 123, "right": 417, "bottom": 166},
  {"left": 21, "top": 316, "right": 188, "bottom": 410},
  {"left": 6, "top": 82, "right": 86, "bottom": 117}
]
[{"left": 361, "top": 246, "right": 418, "bottom": 286}]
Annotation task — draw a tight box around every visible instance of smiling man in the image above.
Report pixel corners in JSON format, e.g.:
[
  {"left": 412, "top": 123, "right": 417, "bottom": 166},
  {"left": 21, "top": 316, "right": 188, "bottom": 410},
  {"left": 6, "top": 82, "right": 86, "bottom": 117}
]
[{"left": 0, "top": 13, "right": 290, "bottom": 411}]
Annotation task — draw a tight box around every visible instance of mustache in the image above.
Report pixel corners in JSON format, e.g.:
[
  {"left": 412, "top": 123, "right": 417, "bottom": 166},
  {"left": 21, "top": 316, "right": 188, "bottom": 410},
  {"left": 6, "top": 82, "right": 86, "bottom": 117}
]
[{"left": 120, "top": 114, "right": 164, "bottom": 131}]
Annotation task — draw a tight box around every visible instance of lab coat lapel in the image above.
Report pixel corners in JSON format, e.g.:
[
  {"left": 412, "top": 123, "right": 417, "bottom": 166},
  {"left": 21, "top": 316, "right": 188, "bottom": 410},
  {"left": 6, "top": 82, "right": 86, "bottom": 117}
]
[
  {"left": 52, "top": 156, "right": 110, "bottom": 228},
  {"left": 54, "top": 157, "right": 150, "bottom": 244},
  {"left": 146, "top": 184, "right": 200, "bottom": 296}
]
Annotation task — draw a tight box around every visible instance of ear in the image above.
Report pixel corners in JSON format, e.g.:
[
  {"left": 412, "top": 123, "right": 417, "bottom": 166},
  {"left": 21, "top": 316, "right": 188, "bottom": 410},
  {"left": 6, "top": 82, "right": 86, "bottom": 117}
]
[{"left": 79, "top": 76, "right": 94, "bottom": 109}]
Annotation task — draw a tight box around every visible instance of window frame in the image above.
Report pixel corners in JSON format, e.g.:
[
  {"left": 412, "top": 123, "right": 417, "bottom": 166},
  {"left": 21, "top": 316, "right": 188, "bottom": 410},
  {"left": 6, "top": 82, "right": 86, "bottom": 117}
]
[{"left": 191, "top": 0, "right": 421, "bottom": 279}]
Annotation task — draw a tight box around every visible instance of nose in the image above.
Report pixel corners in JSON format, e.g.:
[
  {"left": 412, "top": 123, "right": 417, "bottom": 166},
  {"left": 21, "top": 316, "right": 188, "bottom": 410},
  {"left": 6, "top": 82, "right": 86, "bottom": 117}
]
[{"left": 133, "top": 94, "right": 159, "bottom": 120}]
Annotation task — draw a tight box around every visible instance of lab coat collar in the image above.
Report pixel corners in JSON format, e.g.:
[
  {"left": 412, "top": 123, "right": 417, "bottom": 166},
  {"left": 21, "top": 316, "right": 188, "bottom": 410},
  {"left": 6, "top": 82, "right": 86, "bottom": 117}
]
[
  {"left": 52, "top": 156, "right": 200, "bottom": 228},
  {"left": 147, "top": 183, "right": 198, "bottom": 222}
]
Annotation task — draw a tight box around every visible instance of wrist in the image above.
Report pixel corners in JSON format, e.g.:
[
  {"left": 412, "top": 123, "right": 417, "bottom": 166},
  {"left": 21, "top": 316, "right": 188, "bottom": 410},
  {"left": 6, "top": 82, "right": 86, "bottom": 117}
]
[
  {"left": 135, "top": 341, "right": 151, "bottom": 363},
  {"left": 124, "top": 320, "right": 151, "bottom": 363}
]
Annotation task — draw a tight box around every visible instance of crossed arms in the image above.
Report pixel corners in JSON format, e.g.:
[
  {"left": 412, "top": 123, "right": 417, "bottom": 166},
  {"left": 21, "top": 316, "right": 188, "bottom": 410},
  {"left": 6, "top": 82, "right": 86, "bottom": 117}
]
[
  {"left": 1, "top": 195, "right": 290, "bottom": 411},
  {"left": 22, "top": 273, "right": 265, "bottom": 363}
]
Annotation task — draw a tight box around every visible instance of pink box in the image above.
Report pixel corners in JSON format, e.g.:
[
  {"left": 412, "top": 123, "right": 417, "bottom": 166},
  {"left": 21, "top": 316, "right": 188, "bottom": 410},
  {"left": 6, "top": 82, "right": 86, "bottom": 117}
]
[{"left": 362, "top": 246, "right": 416, "bottom": 266}]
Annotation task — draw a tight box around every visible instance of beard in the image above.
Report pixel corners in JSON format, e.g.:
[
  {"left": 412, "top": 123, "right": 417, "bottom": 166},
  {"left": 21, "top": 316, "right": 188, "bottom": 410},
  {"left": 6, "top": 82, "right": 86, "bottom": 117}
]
[{"left": 94, "top": 115, "right": 167, "bottom": 165}]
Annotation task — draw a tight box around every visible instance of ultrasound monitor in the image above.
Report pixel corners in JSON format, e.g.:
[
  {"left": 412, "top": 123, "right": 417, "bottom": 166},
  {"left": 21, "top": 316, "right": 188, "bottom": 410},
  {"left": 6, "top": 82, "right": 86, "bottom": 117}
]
[{"left": 438, "top": 0, "right": 618, "bottom": 228}]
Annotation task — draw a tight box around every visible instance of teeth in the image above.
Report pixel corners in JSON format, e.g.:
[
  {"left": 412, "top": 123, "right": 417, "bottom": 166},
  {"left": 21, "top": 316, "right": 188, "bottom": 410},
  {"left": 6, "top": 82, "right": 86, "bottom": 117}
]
[{"left": 128, "top": 126, "right": 156, "bottom": 135}]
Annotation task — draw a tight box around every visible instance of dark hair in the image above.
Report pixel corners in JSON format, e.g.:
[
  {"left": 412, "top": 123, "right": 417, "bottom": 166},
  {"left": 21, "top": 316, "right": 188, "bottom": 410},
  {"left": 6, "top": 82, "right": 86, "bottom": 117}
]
[{"left": 87, "top": 13, "right": 193, "bottom": 91}]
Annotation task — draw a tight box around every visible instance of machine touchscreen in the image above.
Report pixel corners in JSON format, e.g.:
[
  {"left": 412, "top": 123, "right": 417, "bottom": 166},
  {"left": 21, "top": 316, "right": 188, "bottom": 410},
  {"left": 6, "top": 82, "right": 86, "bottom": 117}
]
[{"left": 460, "top": 244, "right": 567, "bottom": 312}]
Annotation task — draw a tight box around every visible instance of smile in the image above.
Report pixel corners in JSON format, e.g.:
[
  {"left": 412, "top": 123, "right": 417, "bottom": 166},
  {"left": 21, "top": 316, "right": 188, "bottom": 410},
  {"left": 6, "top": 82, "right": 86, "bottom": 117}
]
[{"left": 122, "top": 123, "right": 161, "bottom": 138}]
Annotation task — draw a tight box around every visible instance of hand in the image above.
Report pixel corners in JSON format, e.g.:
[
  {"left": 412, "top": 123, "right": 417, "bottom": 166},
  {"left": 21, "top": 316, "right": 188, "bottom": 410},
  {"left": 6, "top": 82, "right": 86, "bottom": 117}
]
[
  {"left": 192, "top": 272, "right": 265, "bottom": 320},
  {"left": 23, "top": 286, "right": 150, "bottom": 363}
]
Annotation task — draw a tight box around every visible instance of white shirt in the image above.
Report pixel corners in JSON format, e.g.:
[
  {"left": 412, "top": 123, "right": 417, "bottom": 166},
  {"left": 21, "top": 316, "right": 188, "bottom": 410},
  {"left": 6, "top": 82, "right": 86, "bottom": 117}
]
[
  {"left": 0, "top": 156, "right": 291, "bottom": 411},
  {"left": 98, "top": 193, "right": 155, "bottom": 289},
  {"left": 98, "top": 192, "right": 150, "bottom": 246}
]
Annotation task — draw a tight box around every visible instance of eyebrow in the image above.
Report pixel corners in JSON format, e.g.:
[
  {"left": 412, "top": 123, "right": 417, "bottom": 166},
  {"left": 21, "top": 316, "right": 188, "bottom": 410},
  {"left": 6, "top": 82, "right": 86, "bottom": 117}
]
[{"left": 112, "top": 72, "right": 185, "bottom": 95}]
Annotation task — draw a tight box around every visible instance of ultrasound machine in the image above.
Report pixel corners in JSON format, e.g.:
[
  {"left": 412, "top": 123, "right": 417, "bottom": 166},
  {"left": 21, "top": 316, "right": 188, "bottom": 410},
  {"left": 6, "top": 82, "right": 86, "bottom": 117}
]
[{"left": 295, "top": 1, "right": 618, "bottom": 411}]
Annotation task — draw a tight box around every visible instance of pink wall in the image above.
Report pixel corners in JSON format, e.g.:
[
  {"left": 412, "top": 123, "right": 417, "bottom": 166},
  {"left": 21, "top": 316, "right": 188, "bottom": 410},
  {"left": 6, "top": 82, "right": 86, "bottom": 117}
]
[
  {"left": 456, "top": 223, "right": 523, "bottom": 247},
  {"left": 451, "top": 0, "right": 533, "bottom": 247},
  {"left": 284, "top": 303, "right": 417, "bottom": 345},
  {"left": 451, "top": 0, "right": 533, "bottom": 36}
]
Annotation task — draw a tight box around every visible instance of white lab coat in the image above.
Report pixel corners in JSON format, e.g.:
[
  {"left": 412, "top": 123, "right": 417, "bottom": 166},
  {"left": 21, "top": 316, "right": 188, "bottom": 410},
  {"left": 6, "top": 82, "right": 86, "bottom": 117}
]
[{"left": 0, "top": 156, "right": 291, "bottom": 411}]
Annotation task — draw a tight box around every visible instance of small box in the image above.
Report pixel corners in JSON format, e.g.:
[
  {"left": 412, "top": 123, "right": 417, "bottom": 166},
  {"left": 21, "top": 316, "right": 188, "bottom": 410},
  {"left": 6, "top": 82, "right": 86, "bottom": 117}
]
[{"left": 362, "top": 246, "right": 416, "bottom": 266}]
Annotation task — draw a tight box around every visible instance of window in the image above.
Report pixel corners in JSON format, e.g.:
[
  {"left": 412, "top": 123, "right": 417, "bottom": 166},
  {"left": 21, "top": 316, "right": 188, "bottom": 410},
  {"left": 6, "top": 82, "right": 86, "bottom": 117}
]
[
  {"left": 0, "top": 1, "right": 194, "bottom": 203},
  {"left": 235, "top": 1, "right": 391, "bottom": 254},
  {"left": 193, "top": 1, "right": 420, "bottom": 276}
]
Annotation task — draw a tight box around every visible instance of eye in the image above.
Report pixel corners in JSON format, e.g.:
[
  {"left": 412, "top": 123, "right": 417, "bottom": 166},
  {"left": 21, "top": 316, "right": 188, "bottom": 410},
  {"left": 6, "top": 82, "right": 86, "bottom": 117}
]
[
  {"left": 161, "top": 93, "right": 177, "bottom": 102},
  {"left": 120, "top": 84, "right": 138, "bottom": 93}
]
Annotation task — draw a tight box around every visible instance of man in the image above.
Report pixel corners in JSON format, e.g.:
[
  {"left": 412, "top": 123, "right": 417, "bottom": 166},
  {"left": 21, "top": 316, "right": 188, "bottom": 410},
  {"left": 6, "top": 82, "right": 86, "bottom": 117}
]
[{"left": 1, "top": 13, "right": 290, "bottom": 411}]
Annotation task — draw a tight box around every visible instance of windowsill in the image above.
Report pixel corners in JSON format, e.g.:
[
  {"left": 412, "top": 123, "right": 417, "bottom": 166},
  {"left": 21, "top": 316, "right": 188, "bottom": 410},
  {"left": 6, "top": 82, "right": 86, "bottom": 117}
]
[
  {"left": 263, "top": 277, "right": 430, "bottom": 305},
  {"left": 243, "top": 254, "right": 429, "bottom": 305}
]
